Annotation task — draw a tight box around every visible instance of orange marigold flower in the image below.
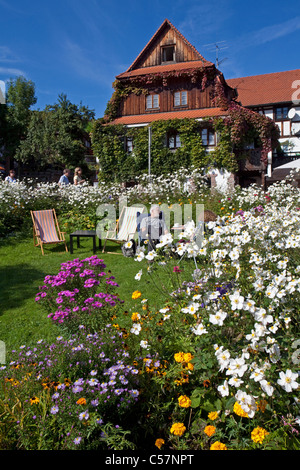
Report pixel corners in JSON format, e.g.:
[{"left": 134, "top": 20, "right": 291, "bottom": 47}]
[
  {"left": 233, "top": 401, "right": 249, "bottom": 418},
  {"left": 183, "top": 353, "right": 194, "bottom": 362},
  {"left": 208, "top": 411, "right": 219, "bottom": 421},
  {"left": 204, "top": 425, "right": 216, "bottom": 437},
  {"left": 170, "top": 422, "right": 186, "bottom": 437},
  {"left": 155, "top": 438, "right": 165, "bottom": 449},
  {"left": 174, "top": 352, "right": 185, "bottom": 363},
  {"left": 76, "top": 397, "right": 87, "bottom": 405},
  {"left": 210, "top": 441, "right": 228, "bottom": 450},
  {"left": 178, "top": 395, "right": 191, "bottom": 408},
  {"left": 131, "top": 312, "right": 141, "bottom": 321},
  {"left": 251, "top": 426, "right": 269, "bottom": 444},
  {"left": 132, "top": 290, "right": 142, "bottom": 300}
]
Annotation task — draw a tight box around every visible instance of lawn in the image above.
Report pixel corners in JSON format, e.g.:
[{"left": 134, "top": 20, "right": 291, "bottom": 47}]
[{"left": 0, "top": 234, "right": 164, "bottom": 353}]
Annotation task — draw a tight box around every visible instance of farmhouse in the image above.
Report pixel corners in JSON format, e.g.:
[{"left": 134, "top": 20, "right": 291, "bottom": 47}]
[{"left": 92, "top": 19, "right": 282, "bottom": 187}]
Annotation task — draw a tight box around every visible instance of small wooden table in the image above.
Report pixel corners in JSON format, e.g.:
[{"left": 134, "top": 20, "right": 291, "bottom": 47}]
[{"left": 69, "top": 230, "right": 101, "bottom": 254}]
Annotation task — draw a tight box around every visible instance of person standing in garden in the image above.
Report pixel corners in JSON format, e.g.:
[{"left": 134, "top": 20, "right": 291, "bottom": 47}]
[
  {"left": 73, "top": 167, "right": 86, "bottom": 185},
  {"left": 58, "top": 169, "right": 71, "bottom": 186}
]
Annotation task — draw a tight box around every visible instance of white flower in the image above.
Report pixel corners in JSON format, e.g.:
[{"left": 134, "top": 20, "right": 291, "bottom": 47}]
[
  {"left": 124, "top": 240, "right": 133, "bottom": 249},
  {"left": 135, "top": 270, "right": 142, "bottom": 280},
  {"left": 277, "top": 369, "right": 299, "bottom": 392},
  {"left": 226, "top": 357, "right": 248, "bottom": 378},
  {"left": 135, "top": 252, "right": 145, "bottom": 262},
  {"left": 229, "top": 291, "right": 244, "bottom": 310},
  {"left": 191, "top": 322, "right": 208, "bottom": 335},
  {"left": 228, "top": 376, "right": 244, "bottom": 387},
  {"left": 140, "top": 340, "right": 149, "bottom": 349},
  {"left": 250, "top": 368, "right": 265, "bottom": 382},
  {"left": 209, "top": 310, "right": 227, "bottom": 326},
  {"left": 159, "top": 307, "right": 169, "bottom": 314},
  {"left": 217, "top": 380, "right": 229, "bottom": 397},
  {"left": 130, "top": 323, "right": 142, "bottom": 335},
  {"left": 235, "top": 390, "right": 257, "bottom": 418},
  {"left": 145, "top": 250, "right": 157, "bottom": 261},
  {"left": 260, "top": 379, "right": 274, "bottom": 397}
]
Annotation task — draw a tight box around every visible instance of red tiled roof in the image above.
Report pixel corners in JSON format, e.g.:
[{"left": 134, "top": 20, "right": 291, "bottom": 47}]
[
  {"left": 117, "top": 60, "right": 213, "bottom": 80},
  {"left": 109, "top": 108, "right": 227, "bottom": 126},
  {"left": 126, "top": 19, "right": 212, "bottom": 73},
  {"left": 227, "top": 69, "right": 300, "bottom": 107}
]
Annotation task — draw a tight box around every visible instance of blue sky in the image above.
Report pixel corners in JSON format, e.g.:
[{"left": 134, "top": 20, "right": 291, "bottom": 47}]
[{"left": 0, "top": 0, "right": 300, "bottom": 118}]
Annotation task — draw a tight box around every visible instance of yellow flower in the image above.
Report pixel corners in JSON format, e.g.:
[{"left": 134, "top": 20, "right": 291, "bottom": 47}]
[
  {"left": 155, "top": 438, "right": 165, "bottom": 449},
  {"left": 30, "top": 396, "right": 40, "bottom": 405},
  {"left": 170, "top": 422, "right": 186, "bottom": 437},
  {"left": 204, "top": 425, "right": 216, "bottom": 437},
  {"left": 183, "top": 353, "right": 194, "bottom": 362},
  {"left": 178, "top": 395, "right": 191, "bottom": 408},
  {"left": 131, "top": 312, "right": 141, "bottom": 321},
  {"left": 208, "top": 411, "right": 219, "bottom": 421},
  {"left": 233, "top": 401, "right": 249, "bottom": 418},
  {"left": 132, "top": 290, "right": 142, "bottom": 300},
  {"left": 251, "top": 426, "right": 269, "bottom": 444},
  {"left": 210, "top": 441, "right": 227, "bottom": 450},
  {"left": 174, "top": 352, "right": 185, "bottom": 363}
]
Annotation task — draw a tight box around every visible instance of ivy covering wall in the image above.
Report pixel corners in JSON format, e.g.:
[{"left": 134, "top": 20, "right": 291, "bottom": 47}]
[{"left": 91, "top": 111, "right": 280, "bottom": 182}]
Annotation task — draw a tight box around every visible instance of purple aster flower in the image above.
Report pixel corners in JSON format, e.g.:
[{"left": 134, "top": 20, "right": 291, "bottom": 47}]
[
  {"left": 79, "top": 410, "right": 89, "bottom": 421},
  {"left": 50, "top": 405, "right": 59, "bottom": 414}
]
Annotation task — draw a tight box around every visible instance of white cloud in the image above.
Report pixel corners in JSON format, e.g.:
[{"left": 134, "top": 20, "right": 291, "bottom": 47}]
[{"left": 233, "top": 16, "right": 300, "bottom": 51}]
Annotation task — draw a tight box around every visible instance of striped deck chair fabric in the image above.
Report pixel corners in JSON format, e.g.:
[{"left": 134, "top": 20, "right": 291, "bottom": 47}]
[
  {"left": 102, "top": 206, "right": 144, "bottom": 253},
  {"left": 31, "top": 209, "right": 68, "bottom": 255}
]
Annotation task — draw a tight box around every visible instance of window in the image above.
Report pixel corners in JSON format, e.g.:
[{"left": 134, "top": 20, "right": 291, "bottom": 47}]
[
  {"left": 174, "top": 91, "right": 187, "bottom": 107},
  {"left": 201, "top": 129, "right": 215, "bottom": 146},
  {"left": 126, "top": 137, "right": 133, "bottom": 153},
  {"left": 275, "top": 107, "right": 290, "bottom": 136},
  {"left": 146, "top": 94, "right": 159, "bottom": 110},
  {"left": 275, "top": 107, "right": 289, "bottom": 120},
  {"left": 162, "top": 45, "right": 175, "bottom": 62},
  {"left": 168, "top": 133, "right": 181, "bottom": 149}
]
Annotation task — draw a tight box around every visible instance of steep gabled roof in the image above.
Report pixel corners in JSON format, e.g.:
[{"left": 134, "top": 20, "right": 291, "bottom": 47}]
[
  {"left": 124, "top": 18, "right": 213, "bottom": 74},
  {"left": 227, "top": 69, "right": 300, "bottom": 107}
]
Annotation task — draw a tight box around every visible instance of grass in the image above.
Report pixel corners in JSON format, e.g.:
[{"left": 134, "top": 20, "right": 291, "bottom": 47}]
[{"left": 0, "top": 234, "right": 167, "bottom": 354}]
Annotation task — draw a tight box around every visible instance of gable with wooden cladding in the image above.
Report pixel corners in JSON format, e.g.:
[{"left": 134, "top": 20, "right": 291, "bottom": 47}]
[{"left": 105, "top": 19, "right": 236, "bottom": 123}]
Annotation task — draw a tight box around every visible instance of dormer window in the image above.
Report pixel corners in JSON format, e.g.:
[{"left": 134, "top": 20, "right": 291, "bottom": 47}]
[
  {"left": 161, "top": 45, "right": 175, "bottom": 63},
  {"left": 146, "top": 94, "right": 159, "bottom": 110},
  {"left": 174, "top": 90, "right": 187, "bottom": 107}
]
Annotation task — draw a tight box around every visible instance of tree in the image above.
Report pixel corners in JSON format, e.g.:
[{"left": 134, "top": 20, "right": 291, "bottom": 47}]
[
  {"left": 4, "top": 76, "right": 37, "bottom": 165},
  {"left": 16, "top": 93, "right": 95, "bottom": 170}
]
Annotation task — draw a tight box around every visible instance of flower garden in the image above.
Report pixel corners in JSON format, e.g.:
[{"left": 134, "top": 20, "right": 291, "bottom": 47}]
[{"left": 0, "top": 168, "right": 299, "bottom": 451}]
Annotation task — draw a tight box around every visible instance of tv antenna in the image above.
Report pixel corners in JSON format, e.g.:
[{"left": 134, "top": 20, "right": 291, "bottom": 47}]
[{"left": 202, "top": 41, "right": 228, "bottom": 68}]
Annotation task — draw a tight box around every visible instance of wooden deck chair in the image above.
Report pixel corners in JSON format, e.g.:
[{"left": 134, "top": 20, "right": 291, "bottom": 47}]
[
  {"left": 102, "top": 206, "right": 145, "bottom": 254},
  {"left": 31, "top": 209, "right": 68, "bottom": 255}
]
